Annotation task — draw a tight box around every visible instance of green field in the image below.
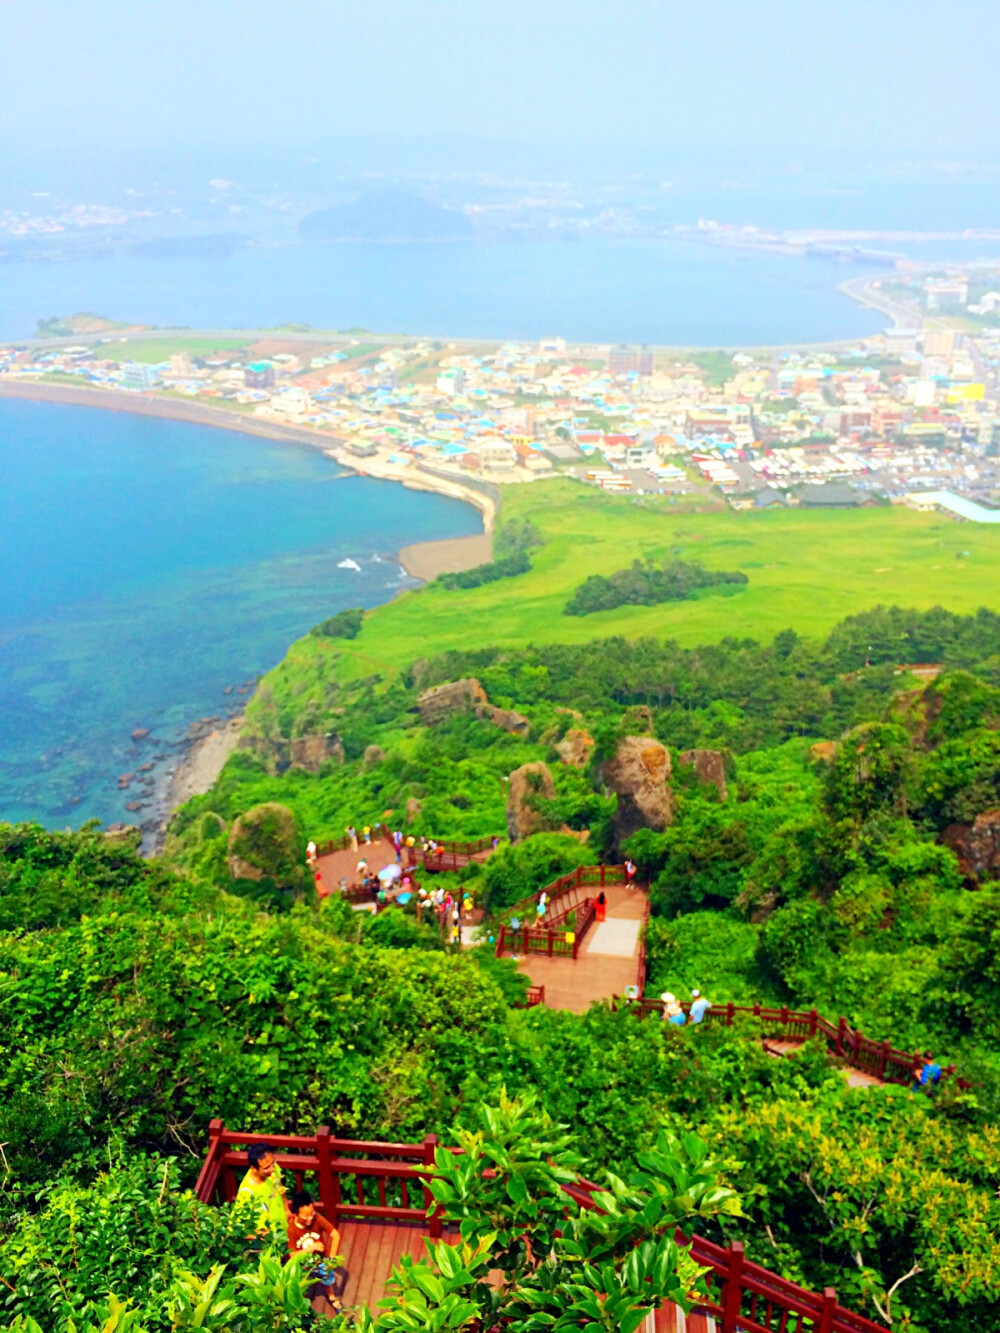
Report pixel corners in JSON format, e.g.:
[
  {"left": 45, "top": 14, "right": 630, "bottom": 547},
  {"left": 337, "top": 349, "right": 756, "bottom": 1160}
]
[
  {"left": 97, "top": 337, "right": 251, "bottom": 363},
  {"left": 314, "top": 479, "right": 1000, "bottom": 682}
]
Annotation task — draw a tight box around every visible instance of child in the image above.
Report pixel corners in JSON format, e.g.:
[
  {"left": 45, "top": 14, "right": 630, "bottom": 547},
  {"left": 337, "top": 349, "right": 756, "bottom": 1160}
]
[{"left": 287, "top": 1190, "right": 349, "bottom": 1316}]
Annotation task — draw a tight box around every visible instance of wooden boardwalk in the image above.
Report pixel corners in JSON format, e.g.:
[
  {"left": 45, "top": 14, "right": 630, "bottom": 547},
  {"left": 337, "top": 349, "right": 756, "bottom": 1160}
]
[
  {"left": 337, "top": 1220, "right": 447, "bottom": 1313},
  {"left": 515, "top": 884, "right": 646, "bottom": 1013}
]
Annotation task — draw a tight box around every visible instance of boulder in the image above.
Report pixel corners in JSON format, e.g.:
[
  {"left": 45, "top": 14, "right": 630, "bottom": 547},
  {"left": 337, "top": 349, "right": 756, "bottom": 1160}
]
[
  {"left": 418, "top": 677, "right": 488, "bottom": 725},
  {"left": 363, "top": 744, "right": 386, "bottom": 768},
  {"left": 943, "top": 810, "right": 1000, "bottom": 883},
  {"left": 679, "top": 748, "right": 728, "bottom": 800},
  {"left": 228, "top": 802, "right": 302, "bottom": 885},
  {"left": 506, "top": 762, "right": 557, "bottom": 843},
  {"left": 289, "top": 732, "right": 345, "bottom": 774},
  {"left": 809, "top": 740, "right": 838, "bottom": 764},
  {"left": 103, "top": 823, "right": 142, "bottom": 848},
  {"left": 603, "top": 736, "right": 673, "bottom": 847},
  {"left": 555, "top": 727, "right": 595, "bottom": 768},
  {"left": 131, "top": 727, "right": 150, "bottom": 742},
  {"left": 405, "top": 796, "right": 422, "bottom": 821},
  {"left": 480, "top": 703, "right": 531, "bottom": 738}
]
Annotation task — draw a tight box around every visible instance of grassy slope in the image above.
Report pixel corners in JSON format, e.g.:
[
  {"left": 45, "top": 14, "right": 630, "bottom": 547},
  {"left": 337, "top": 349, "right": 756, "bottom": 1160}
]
[
  {"left": 286, "top": 478, "right": 1000, "bottom": 688},
  {"left": 98, "top": 337, "right": 251, "bottom": 363}
]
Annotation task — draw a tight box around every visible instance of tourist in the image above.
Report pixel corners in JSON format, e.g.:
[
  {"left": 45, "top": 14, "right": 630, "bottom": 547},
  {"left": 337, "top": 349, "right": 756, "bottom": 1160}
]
[
  {"left": 346, "top": 826, "right": 358, "bottom": 852},
  {"left": 536, "top": 890, "right": 548, "bottom": 920},
  {"left": 405, "top": 834, "right": 416, "bottom": 865},
  {"left": 913, "top": 1052, "right": 942, "bottom": 1094},
  {"left": 595, "top": 890, "right": 607, "bottom": 923},
  {"left": 362, "top": 825, "right": 372, "bottom": 844},
  {"left": 356, "top": 856, "right": 367, "bottom": 881},
  {"left": 314, "top": 868, "right": 328, "bottom": 899},
  {"left": 236, "top": 1142, "right": 289, "bottom": 1241},
  {"left": 689, "top": 989, "right": 711, "bottom": 1024},
  {"left": 287, "top": 1189, "right": 349, "bottom": 1316},
  {"left": 463, "top": 892, "right": 473, "bottom": 920},
  {"left": 624, "top": 858, "right": 636, "bottom": 887},
  {"left": 306, "top": 839, "right": 317, "bottom": 867},
  {"left": 661, "top": 992, "right": 686, "bottom": 1025}
]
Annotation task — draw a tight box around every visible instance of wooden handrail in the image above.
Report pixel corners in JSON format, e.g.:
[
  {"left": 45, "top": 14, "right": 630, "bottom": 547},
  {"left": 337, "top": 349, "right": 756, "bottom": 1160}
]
[
  {"left": 620, "top": 997, "right": 966, "bottom": 1090},
  {"left": 196, "top": 1120, "right": 888, "bottom": 1331}
]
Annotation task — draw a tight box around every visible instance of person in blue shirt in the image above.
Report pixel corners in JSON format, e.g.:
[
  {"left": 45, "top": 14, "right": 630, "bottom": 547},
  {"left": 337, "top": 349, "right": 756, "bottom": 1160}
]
[
  {"left": 913, "top": 1052, "right": 942, "bottom": 1093},
  {"left": 689, "top": 989, "right": 711, "bottom": 1024},
  {"left": 661, "top": 992, "right": 686, "bottom": 1025}
]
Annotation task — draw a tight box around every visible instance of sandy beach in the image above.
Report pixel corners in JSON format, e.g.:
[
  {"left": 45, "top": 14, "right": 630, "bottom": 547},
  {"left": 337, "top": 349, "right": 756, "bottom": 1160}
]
[{"left": 397, "top": 533, "right": 493, "bottom": 579}]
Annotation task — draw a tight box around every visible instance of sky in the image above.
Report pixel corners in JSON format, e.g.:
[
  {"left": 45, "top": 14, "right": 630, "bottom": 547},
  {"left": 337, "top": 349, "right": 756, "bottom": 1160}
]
[{"left": 2, "top": 0, "right": 1000, "bottom": 166}]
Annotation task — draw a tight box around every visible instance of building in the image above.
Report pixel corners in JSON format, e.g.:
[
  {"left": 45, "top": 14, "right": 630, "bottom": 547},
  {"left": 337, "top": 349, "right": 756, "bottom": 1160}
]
[
  {"left": 925, "top": 279, "right": 968, "bottom": 312},
  {"left": 170, "top": 352, "right": 191, "bottom": 375},
  {"left": 120, "top": 361, "right": 161, "bottom": 391},
  {"left": 245, "top": 361, "right": 275, "bottom": 389}
]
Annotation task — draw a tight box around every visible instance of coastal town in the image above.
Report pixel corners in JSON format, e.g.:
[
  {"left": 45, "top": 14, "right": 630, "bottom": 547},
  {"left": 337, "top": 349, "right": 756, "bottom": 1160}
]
[{"left": 4, "top": 262, "right": 1000, "bottom": 523}]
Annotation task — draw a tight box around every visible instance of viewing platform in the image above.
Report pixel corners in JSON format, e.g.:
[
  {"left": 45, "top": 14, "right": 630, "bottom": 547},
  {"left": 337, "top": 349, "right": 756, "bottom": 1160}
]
[{"left": 194, "top": 1120, "right": 889, "bottom": 1332}]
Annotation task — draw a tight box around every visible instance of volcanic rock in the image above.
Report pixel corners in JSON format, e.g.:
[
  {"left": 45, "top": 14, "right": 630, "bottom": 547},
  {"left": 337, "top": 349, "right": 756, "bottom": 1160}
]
[
  {"left": 603, "top": 736, "right": 674, "bottom": 848},
  {"left": 131, "top": 728, "right": 150, "bottom": 742},
  {"left": 364, "top": 744, "right": 386, "bottom": 768},
  {"left": 943, "top": 809, "right": 1000, "bottom": 883},
  {"left": 555, "top": 728, "right": 595, "bottom": 768},
  {"left": 506, "top": 762, "right": 557, "bottom": 843},
  {"left": 289, "top": 732, "right": 345, "bottom": 774},
  {"left": 418, "top": 677, "right": 489, "bottom": 725},
  {"left": 118, "top": 772, "right": 135, "bottom": 789},
  {"left": 679, "top": 748, "right": 728, "bottom": 800}
]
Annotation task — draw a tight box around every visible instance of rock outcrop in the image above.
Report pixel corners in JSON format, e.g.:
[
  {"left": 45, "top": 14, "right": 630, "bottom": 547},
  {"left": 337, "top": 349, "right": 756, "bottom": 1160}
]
[
  {"left": 418, "top": 678, "right": 488, "bottom": 725},
  {"left": 228, "top": 802, "right": 301, "bottom": 885},
  {"left": 481, "top": 703, "right": 531, "bottom": 737},
  {"left": 103, "top": 823, "right": 142, "bottom": 847},
  {"left": 603, "top": 736, "right": 673, "bottom": 847},
  {"left": 289, "top": 732, "right": 345, "bottom": 774},
  {"left": 239, "top": 731, "right": 343, "bottom": 775},
  {"left": 363, "top": 744, "right": 386, "bottom": 768},
  {"left": 679, "top": 748, "right": 728, "bottom": 800},
  {"left": 809, "top": 740, "right": 838, "bottom": 764},
  {"left": 405, "top": 796, "right": 422, "bottom": 821},
  {"left": 943, "top": 809, "right": 1000, "bottom": 883},
  {"left": 417, "top": 677, "right": 530, "bottom": 738},
  {"left": 555, "top": 728, "right": 595, "bottom": 768},
  {"left": 506, "top": 762, "right": 557, "bottom": 843}
]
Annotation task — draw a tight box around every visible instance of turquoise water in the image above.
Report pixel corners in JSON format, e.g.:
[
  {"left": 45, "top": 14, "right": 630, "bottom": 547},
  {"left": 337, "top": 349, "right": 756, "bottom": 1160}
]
[{"left": 0, "top": 398, "right": 481, "bottom": 829}]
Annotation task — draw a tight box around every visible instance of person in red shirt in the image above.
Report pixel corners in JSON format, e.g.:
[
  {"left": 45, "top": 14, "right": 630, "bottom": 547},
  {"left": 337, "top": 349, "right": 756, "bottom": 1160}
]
[{"left": 287, "top": 1190, "right": 349, "bottom": 1314}]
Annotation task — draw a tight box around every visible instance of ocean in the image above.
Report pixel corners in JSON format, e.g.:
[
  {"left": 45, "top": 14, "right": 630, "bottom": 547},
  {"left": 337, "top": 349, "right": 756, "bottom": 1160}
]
[
  {"left": 0, "top": 236, "right": 893, "bottom": 346},
  {"left": 0, "top": 397, "right": 481, "bottom": 829}
]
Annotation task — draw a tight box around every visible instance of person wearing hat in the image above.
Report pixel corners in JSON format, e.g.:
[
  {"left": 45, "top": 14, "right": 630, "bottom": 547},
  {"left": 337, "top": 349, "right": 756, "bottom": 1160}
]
[
  {"left": 661, "top": 992, "right": 685, "bottom": 1025},
  {"left": 689, "top": 989, "right": 711, "bottom": 1024}
]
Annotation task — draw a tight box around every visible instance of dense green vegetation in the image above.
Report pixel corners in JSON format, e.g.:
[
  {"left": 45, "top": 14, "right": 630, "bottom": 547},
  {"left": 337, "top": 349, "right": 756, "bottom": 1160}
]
[
  {"left": 564, "top": 558, "right": 747, "bottom": 616},
  {"left": 311, "top": 607, "right": 364, "bottom": 639},
  {"left": 438, "top": 549, "right": 532, "bottom": 590},
  {"left": 10, "top": 569, "right": 1000, "bottom": 1326},
  {"left": 284, "top": 480, "right": 1000, "bottom": 687}
]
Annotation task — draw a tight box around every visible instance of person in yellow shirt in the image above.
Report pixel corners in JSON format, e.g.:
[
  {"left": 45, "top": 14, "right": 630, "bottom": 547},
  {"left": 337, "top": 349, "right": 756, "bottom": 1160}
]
[{"left": 236, "top": 1142, "right": 289, "bottom": 1240}]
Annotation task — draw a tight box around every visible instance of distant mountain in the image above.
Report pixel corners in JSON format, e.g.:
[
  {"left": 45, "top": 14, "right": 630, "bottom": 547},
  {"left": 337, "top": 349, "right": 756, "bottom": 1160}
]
[{"left": 300, "top": 189, "right": 474, "bottom": 242}]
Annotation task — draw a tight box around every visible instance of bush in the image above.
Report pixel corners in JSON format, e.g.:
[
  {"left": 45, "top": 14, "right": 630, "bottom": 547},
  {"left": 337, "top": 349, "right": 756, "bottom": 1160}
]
[
  {"left": 564, "top": 559, "right": 747, "bottom": 616},
  {"left": 438, "top": 550, "right": 531, "bottom": 591},
  {"left": 311, "top": 606, "right": 364, "bottom": 638}
]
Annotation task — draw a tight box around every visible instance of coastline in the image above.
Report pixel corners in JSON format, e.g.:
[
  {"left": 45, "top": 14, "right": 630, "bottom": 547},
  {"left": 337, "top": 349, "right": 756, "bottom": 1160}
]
[
  {"left": 0, "top": 378, "right": 495, "bottom": 578},
  {"left": 166, "top": 715, "right": 244, "bottom": 812}
]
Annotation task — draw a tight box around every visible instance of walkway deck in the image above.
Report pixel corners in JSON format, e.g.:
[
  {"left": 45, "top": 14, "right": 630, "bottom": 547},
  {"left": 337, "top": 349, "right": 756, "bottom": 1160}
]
[
  {"left": 515, "top": 884, "right": 646, "bottom": 1014},
  {"left": 337, "top": 1220, "right": 446, "bottom": 1313}
]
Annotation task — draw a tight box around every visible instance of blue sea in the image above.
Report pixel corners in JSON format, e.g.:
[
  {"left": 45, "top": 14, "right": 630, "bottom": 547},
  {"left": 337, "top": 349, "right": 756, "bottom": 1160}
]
[
  {"left": 0, "top": 398, "right": 480, "bottom": 830},
  {"left": 0, "top": 237, "right": 893, "bottom": 346}
]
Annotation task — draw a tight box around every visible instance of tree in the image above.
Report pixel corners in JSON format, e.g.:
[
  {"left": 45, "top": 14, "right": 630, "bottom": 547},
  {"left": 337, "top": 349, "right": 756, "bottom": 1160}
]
[{"left": 361, "top": 1092, "right": 740, "bottom": 1333}]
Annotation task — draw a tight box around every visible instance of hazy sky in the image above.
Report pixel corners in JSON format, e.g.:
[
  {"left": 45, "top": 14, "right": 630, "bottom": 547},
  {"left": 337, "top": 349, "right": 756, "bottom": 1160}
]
[{"left": 3, "top": 0, "right": 999, "bottom": 162}]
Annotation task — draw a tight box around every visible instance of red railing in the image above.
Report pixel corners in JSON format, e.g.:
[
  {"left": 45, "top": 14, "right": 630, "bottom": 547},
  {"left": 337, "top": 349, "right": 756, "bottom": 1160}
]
[
  {"left": 196, "top": 1123, "right": 888, "bottom": 1332},
  {"left": 519, "top": 984, "right": 545, "bottom": 1007},
  {"left": 494, "top": 864, "right": 629, "bottom": 961},
  {"left": 194, "top": 1121, "right": 445, "bottom": 1236},
  {"left": 621, "top": 999, "right": 964, "bottom": 1089}
]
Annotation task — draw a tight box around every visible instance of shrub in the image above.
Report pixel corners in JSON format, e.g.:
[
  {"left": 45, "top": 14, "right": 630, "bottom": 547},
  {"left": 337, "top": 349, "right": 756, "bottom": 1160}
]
[{"left": 311, "top": 606, "right": 364, "bottom": 638}]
